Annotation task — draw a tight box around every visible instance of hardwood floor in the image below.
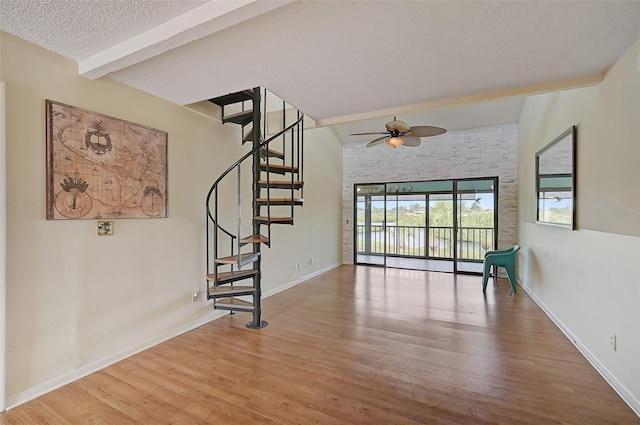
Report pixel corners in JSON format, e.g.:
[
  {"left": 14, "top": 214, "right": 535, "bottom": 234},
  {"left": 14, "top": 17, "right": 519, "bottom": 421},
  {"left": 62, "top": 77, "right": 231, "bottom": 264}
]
[{"left": 2, "top": 265, "right": 638, "bottom": 424}]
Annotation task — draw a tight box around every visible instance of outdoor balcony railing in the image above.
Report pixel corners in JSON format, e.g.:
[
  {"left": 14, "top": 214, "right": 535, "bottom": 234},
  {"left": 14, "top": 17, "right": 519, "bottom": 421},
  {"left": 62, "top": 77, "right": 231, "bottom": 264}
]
[{"left": 356, "top": 224, "right": 494, "bottom": 261}]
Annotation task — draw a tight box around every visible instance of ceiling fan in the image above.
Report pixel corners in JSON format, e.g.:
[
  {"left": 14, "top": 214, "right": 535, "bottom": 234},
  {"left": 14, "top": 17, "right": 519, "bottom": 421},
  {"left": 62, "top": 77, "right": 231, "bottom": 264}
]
[{"left": 350, "top": 117, "right": 446, "bottom": 148}]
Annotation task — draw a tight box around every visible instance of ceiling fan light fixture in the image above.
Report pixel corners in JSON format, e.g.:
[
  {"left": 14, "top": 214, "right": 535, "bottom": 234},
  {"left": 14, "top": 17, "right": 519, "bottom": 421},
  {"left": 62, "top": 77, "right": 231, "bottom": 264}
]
[
  {"left": 352, "top": 118, "right": 446, "bottom": 148},
  {"left": 386, "top": 136, "right": 404, "bottom": 147}
]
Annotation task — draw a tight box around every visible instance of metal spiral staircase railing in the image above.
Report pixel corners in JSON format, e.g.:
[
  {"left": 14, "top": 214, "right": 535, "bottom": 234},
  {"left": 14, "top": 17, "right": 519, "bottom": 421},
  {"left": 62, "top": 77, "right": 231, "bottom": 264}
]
[{"left": 205, "top": 87, "right": 304, "bottom": 329}]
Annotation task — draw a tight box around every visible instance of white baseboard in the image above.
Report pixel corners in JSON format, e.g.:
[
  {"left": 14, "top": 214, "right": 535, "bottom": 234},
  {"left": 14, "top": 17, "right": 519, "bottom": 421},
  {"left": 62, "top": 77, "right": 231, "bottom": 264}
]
[
  {"left": 5, "top": 310, "right": 227, "bottom": 410},
  {"left": 5, "top": 262, "right": 343, "bottom": 411},
  {"left": 518, "top": 281, "right": 640, "bottom": 417},
  {"left": 263, "top": 261, "right": 342, "bottom": 298}
]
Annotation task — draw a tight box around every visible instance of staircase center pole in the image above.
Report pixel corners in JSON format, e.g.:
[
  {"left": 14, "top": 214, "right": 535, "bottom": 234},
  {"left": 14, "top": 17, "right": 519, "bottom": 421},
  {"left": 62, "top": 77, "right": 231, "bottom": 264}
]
[{"left": 247, "top": 87, "right": 268, "bottom": 329}]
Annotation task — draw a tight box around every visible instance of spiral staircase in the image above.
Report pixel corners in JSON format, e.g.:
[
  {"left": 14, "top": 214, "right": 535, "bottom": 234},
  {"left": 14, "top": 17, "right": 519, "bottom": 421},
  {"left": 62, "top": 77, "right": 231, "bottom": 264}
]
[{"left": 205, "top": 87, "right": 304, "bottom": 329}]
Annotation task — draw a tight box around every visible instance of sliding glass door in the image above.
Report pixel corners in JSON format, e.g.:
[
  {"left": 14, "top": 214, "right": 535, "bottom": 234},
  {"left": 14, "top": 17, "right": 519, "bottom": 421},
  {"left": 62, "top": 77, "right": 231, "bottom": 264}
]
[
  {"left": 454, "top": 179, "right": 497, "bottom": 273},
  {"left": 354, "top": 178, "right": 498, "bottom": 274},
  {"left": 355, "top": 184, "right": 386, "bottom": 266},
  {"left": 427, "top": 192, "right": 454, "bottom": 272}
]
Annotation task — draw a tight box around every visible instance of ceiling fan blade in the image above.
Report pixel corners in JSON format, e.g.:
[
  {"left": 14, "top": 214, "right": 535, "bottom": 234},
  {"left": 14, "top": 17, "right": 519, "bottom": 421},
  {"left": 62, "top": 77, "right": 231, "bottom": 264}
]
[
  {"left": 366, "top": 136, "right": 388, "bottom": 148},
  {"left": 402, "top": 137, "right": 421, "bottom": 147},
  {"left": 385, "top": 119, "right": 410, "bottom": 133},
  {"left": 349, "top": 131, "right": 388, "bottom": 136},
  {"left": 407, "top": 126, "right": 447, "bottom": 137}
]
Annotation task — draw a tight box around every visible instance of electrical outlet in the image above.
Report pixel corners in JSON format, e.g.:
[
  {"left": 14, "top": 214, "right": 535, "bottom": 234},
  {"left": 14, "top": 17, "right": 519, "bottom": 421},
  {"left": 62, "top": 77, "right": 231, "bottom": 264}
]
[
  {"left": 609, "top": 333, "right": 617, "bottom": 351},
  {"left": 309, "top": 258, "right": 314, "bottom": 266},
  {"left": 192, "top": 290, "right": 199, "bottom": 303}
]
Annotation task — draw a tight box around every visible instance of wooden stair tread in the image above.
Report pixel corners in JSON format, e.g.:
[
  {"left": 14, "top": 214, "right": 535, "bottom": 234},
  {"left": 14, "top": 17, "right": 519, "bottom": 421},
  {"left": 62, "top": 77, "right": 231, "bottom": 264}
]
[
  {"left": 208, "top": 90, "right": 254, "bottom": 106},
  {"left": 254, "top": 216, "right": 294, "bottom": 224},
  {"left": 256, "top": 198, "right": 303, "bottom": 206},
  {"left": 259, "top": 180, "right": 303, "bottom": 189},
  {"left": 223, "top": 109, "right": 253, "bottom": 125},
  {"left": 206, "top": 269, "right": 258, "bottom": 283},
  {"left": 208, "top": 286, "right": 255, "bottom": 296},
  {"left": 216, "top": 297, "right": 252, "bottom": 306},
  {"left": 256, "top": 197, "right": 303, "bottom": 202},
  {"left": 215, "top": 252, "right": 260, "bottom": 265},
  {"left": 240, "top": 234, "right": 270, "bottom": 244},
  {"left": 260, "top": 163, "right": 298, "bottom": 174},
  {"left": 214, "top": 297, "right": 254, "bottom": 311}
]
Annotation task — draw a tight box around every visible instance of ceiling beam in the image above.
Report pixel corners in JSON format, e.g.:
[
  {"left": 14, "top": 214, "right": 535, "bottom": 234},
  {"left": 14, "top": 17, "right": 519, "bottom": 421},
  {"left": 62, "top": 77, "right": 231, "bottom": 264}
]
[
  {"left": 315, "top": 73, "right": 605, "bottom": 127},
  {"left": 79, "top": 0, "right": 294, "bottom": 80}
]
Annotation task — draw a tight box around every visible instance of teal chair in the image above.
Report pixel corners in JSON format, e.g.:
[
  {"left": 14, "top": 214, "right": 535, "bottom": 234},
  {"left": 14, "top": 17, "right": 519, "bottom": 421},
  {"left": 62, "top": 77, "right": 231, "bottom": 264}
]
[{"left": 482, "top": 245, "right": 520, "bottom": 293}]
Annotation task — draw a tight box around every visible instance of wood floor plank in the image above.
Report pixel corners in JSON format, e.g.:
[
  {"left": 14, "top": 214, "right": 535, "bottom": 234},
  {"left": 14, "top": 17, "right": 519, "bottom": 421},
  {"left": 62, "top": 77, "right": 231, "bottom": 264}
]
[{"left": 1, "top": 265, "right": 638, "bottom": 424}]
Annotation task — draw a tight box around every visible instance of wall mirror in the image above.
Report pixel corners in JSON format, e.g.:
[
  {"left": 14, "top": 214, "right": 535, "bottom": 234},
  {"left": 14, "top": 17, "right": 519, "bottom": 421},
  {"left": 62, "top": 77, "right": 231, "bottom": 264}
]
[{"left": 536, "top": 126, "right": 576, "bottom": 229}]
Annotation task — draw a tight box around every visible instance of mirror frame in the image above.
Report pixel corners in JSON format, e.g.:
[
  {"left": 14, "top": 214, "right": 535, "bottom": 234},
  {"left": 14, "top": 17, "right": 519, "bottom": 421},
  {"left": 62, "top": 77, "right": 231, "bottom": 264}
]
[{"left": 535, "top": 126, "right": 576, "bottom": 230}]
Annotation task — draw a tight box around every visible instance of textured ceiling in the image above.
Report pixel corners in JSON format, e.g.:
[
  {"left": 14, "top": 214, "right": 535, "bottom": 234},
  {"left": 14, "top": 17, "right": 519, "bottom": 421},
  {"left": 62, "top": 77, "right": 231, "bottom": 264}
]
[
  {"left": 1, "top": 0, "right": 639, "bottom": 140},
  {"left": 108, "top": 0, "right": 640, "bottom": 122},
  {"left": 0, "top": 0, "right": 208, "bottom": 60}
]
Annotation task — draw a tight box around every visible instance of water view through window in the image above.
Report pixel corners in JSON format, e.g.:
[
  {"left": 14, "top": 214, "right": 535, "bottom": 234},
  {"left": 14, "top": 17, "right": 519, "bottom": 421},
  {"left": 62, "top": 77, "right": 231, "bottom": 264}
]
[{"left": 355, "top": 178, "right": 498, "bottom": 274}]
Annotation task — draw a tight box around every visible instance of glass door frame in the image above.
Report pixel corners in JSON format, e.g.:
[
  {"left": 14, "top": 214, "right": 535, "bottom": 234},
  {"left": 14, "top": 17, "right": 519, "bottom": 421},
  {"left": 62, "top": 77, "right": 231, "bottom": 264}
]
[
  {"left": 354, "top": 183, "right": 388, "bottom": 267},
  {"left": 453, "top": 177, "right": 499, "bottom": 275}
]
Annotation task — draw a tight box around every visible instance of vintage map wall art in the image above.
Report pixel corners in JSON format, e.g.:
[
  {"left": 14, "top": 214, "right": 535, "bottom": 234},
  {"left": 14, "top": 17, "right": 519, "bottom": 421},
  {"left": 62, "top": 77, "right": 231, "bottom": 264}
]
[{"left": 46, "top": 100, "right": 168, "bottom": 219}]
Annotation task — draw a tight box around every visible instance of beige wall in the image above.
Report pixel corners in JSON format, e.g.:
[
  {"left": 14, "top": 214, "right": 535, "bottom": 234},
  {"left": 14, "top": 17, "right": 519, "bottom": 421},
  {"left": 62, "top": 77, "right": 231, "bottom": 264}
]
[
  {"left": 517, "top": 38, "right": 640, "bottom": 412},
  {"left": 0, "top": 32, "right": 343, "bottom": 405},
  {"left": 1, "top": 76, "right": 7, "bottom": 411},
  {"left": 262, "top": 126, "right": 343, "bottom": 284}
]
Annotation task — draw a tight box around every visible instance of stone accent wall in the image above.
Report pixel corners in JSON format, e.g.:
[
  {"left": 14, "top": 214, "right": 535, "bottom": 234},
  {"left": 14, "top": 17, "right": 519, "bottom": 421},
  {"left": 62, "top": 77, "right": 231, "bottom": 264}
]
[{"left": 343, "top": 123, "right": 518, "bottom": 264}]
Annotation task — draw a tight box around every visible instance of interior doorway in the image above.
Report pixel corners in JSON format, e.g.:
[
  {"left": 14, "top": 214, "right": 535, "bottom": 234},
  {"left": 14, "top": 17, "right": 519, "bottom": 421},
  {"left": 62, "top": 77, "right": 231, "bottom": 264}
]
[{"left": 354, "top": 177, "right": 498, "bottom": 274}]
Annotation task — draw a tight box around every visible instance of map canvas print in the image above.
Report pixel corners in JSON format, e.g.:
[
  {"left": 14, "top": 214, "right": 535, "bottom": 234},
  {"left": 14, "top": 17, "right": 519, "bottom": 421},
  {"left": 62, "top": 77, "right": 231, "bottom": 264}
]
[{"left": 46, "top": 100, "right": 168, "bottom": 219}]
